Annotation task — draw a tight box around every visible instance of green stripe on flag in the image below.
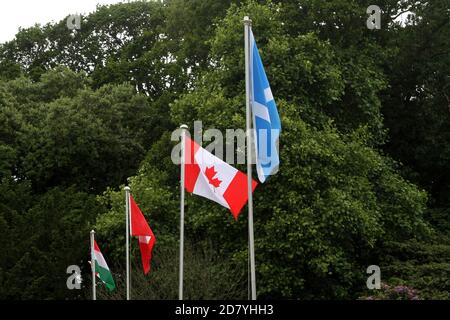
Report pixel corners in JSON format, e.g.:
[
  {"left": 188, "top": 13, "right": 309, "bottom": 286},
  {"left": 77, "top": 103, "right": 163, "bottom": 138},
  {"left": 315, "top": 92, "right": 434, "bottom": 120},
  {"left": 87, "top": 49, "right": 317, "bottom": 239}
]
[{"left": 95, "top": 261, "right": 116, "bottom": 291}]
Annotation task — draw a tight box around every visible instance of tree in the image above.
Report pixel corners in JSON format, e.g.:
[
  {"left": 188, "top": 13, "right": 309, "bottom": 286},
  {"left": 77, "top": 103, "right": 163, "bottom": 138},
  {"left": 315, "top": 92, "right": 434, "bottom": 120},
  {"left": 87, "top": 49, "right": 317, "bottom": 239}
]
[
  {"left": 0, "top": 187, "right": 100, "bottom": 299},
  {"left": 379, "top": 0, "right": 450, "bottom": 208},
  {"left": 0, "top": 0, "right": 447, "bottom": 300},
  {"left": 0, "top": 67, "right": 153, "bottom": 193},
  {"left": 94, "top": 0, "right": 431, "bottom": 299}
]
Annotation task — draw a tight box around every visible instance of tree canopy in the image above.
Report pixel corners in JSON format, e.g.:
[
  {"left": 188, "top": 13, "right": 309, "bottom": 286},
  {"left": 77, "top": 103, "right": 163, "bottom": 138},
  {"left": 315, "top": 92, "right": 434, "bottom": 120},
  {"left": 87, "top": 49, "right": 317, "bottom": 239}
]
[{"left": 0, "top": 0, "right": 449, "bottom": 299}]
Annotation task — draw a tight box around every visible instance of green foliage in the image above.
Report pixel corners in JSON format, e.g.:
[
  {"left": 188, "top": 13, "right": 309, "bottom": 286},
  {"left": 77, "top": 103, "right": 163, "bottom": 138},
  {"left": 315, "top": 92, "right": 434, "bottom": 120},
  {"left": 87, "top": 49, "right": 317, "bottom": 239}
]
[
  {"left": 96, "top": 242, "right": 246, "bottom": 300},
  {"left": 0, "top": 186, "right": 100, "bottom": 299},
  {"left": 378, "top": 236, "right": 450, "bottom": 300},
  {"left": 0, "top": 0, "right": 448, "bottom": 300},
  {"left": 168, "top": 1, "right": 430, "bottom": 298},
  {"left": 0, "top": 67, "right": 153, "bottom": 193},
  {"left": 379, "top": 0, "right": 450, "bottom": 207}
]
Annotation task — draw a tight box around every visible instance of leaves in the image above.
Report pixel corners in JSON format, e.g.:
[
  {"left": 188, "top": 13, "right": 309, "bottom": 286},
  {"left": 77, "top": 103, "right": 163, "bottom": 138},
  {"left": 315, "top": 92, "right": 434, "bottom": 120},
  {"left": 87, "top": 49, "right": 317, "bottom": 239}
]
[{"left": 0, "top": 0, "right": 448, "bottom": 300}]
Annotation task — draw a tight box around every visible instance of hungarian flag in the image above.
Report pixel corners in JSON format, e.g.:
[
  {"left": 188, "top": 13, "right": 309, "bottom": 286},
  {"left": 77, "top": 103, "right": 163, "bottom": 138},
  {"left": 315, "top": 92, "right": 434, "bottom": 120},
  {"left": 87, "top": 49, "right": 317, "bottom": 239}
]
[
  {"left": 184, "top": 136, "right": 257, "bottom": 220},
  {"left": 92, "top": 240, "right": 116, "bottom": 291},
  {"left": 130, "top": 195, "right": 156, "bottom": 274}
]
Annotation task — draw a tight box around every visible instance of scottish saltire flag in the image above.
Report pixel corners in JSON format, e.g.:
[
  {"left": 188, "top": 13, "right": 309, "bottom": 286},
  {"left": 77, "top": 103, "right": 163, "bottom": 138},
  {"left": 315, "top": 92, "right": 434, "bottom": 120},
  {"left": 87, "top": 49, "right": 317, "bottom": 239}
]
[{"left": 250, "top": 31, "right": 281, "bottom": 183}]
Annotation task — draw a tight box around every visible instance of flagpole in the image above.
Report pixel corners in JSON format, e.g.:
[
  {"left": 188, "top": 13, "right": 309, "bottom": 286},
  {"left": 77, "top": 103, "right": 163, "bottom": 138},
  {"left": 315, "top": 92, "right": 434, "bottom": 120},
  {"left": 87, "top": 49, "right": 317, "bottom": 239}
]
[
  {"left": 244, "top": 15, "right": 257, "bottom": 300},
  {"left": 124, "top": 186, "right": 131, "bottom": 300},
  {"left": 179, "top": 124, "right": 188, "bottom": 300},
  {"left": 90, "top": 229, "right": 96, "bottom": 300}
]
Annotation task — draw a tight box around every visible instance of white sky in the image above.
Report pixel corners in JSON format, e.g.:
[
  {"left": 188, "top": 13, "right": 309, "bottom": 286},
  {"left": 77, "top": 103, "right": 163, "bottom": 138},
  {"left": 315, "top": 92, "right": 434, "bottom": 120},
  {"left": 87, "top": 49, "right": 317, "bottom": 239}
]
[{"left": 0, "top": 0, "right": 136, "bottom": 43}]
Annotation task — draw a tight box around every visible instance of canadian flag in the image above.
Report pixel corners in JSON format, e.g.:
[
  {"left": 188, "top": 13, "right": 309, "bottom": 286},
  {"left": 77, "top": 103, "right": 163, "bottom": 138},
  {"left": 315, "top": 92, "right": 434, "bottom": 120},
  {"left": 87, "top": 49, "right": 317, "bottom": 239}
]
[
  {"left": 184, "top": 136, "right": 257, "bottom": 220},
  {"left": 130, "top": 195, "right": 156, "bottom": 274}
]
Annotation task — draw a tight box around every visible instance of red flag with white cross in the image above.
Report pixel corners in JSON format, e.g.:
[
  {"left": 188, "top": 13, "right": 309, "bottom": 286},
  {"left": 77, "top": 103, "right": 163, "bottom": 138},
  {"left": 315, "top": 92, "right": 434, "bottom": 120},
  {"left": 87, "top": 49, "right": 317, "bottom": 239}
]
[{"left": 130, "top": 195, "right": 155, "bottom": 274}]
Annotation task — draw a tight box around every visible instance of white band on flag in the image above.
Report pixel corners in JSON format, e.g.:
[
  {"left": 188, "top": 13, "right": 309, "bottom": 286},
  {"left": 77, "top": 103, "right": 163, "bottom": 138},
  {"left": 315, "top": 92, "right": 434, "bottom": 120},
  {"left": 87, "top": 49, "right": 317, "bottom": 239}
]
[
  {"left": 264, "top": 87, "right": 274, "bottom": 103},
  {"left": 93, "top": 250, "right": 109, "bottom": 271},
  {"left": 253, "top": 101, "right": 270, "bottom": 122},
  {"left": 139, "top": 235, "right": 151, "bottom": 244}
]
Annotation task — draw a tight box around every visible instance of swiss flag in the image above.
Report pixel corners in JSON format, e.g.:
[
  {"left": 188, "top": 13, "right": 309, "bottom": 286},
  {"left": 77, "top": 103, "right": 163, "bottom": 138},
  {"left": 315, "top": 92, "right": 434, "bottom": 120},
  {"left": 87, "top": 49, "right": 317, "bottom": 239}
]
[
  {"left": 184, "top": 136, "right": 257, "bottom": 220},
  {"left": 130, "top": 195, "right": 156, "bottom": 274}
]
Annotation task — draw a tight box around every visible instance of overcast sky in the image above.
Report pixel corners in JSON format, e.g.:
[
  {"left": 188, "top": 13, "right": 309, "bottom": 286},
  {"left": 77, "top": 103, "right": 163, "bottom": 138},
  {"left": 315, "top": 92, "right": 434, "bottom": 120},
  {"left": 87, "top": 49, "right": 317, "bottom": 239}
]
[{"left": 0, "top": 0, "right": 134, "bottom": 43}]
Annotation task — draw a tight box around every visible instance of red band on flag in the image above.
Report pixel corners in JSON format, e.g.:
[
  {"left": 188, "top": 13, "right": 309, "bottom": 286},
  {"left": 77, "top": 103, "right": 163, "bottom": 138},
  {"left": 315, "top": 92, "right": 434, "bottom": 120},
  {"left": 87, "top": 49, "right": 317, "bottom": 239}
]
[
  {"left": 184, "top": 136, "right": 200, "bottom": 192},
  {"left": 223, "top": 171, "right": 258, "bottom": 220},
  {"left": 93, "top": 240, "right": 100, "bottom": 252},
  {"left": 130, "top": 195, "right": 152, "bottom": 236}
]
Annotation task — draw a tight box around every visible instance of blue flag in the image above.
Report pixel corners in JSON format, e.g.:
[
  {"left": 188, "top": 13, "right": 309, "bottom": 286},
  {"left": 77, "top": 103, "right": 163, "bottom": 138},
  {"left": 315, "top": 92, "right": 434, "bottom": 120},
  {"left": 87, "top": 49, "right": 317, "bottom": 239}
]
[{"left": 250, "top": 31, "right": 281, "bottom": 183}]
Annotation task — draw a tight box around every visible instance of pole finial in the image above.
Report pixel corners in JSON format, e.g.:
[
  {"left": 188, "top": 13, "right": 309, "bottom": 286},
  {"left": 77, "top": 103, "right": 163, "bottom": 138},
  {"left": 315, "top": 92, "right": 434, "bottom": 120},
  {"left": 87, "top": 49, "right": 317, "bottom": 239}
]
[
  {"left": 180, "top": 124, "right": 188, "bottom": 130},
  {"left": 124, "top": 186, "right": 131, "bottom": 191},
  {"left": 243, "top": 16, "right": 252, "bottom": 25},
  {"left": 90, "top": 229, "right": 95, "bottom": 234}
]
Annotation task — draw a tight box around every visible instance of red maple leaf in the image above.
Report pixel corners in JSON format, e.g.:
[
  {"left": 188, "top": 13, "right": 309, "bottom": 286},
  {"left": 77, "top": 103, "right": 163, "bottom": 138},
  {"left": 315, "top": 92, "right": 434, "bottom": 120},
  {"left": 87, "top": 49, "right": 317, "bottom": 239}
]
[{"left": 205, "top": 166, "right": 222, "bottom": 188}]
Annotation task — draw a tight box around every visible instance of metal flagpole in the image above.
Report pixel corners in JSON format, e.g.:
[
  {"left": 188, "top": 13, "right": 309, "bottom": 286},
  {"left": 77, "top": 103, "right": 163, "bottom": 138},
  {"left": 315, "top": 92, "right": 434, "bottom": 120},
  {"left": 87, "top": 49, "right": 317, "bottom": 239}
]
[
  {"left": 124, "top": 186, "right": 131, "bottom": 300},
  {"left": 90, "top": 230, "right": 96, "bottom": 300},
  {"left": 244, "top": 16, "right": 257, "bottom": 300},
  {"left": 179, "top": 124, "right": 188, "bottom": 300}
]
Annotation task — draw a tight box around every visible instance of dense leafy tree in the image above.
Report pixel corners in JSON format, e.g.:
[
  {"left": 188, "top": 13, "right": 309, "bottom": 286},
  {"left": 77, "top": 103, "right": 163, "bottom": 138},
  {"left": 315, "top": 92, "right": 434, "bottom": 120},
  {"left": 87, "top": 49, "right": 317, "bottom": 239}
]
[
  {"left": 379, "top": 0, "right": 450, "bottom": 207},
  {"left": 0, "top": 0, "right": 448, "bottom": 299},
  {"left": 0, "top": 67, "right": 153, "bottom": 193},
  {"left": 0, "top": 187, "right": 100, "bottom": 299},
  {"left": 93, "top": 0, "right": 433, "bottom": 300}
]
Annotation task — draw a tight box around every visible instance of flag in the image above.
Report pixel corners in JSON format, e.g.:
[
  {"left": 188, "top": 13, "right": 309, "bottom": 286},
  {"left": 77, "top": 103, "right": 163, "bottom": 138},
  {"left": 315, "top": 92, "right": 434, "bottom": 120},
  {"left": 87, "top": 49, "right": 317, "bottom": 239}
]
[
  {"left": 184, "top": 136, "right": 257, "bottom": 220},
  {"left": 92, "top": 240, "right": 116, "bottom": 291},
  {"left": 250, "top": 30, "right": 281, "bottom": 183},
  {"left": 130, "top": 195, "right": 156, "bottom": 274}
]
